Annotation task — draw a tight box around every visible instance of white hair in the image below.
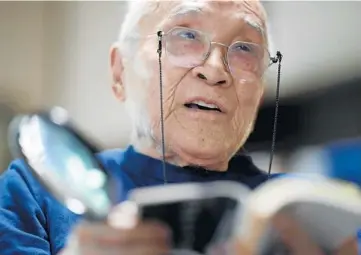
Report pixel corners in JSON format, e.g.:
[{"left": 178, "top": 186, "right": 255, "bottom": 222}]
[
  {"left": 117, "top": 0, "right": 159, "bottom": 58},
  {"left": 117, "top": 0, "right": 160, "bottom": 148}
]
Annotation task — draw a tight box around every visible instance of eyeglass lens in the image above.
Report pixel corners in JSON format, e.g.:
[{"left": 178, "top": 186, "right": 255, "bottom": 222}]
[{"left": 164, "top": 27, "right": 270, "bottom": 79}]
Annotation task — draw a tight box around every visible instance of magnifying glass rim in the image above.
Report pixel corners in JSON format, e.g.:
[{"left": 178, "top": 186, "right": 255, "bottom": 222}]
[{"left": 8, "top": 107, "right": 114, "bottom": 221}]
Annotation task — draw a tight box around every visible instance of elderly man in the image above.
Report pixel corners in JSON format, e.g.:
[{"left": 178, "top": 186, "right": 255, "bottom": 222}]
[{"left": 0, "top": 0, "right": 358, "bottom": 254}]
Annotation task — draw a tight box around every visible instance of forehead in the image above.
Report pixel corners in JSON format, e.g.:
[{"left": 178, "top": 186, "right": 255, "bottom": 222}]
[
  {"left": 170, "top": 1, "right": 265, "bottom": 20},
  {"left": 159, "top": 1, "right": 267, "bottom": 30},
  {"left": 143, "top": 0, "right": 268, "bottom": 44},
  {"left": 136, "top": 0, "right": 269, "bottom": 48}
]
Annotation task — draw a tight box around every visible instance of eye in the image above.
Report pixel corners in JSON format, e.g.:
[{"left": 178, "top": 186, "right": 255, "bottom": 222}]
[
  {"left": 233, "top": 42, "right": 253, "bottom": 53},
  {"left": 177, "top": 30, "right": 197, "bottom": 40}
]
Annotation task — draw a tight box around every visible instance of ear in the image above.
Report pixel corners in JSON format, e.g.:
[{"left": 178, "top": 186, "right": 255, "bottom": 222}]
[{"left": 110, "top": 43, "right": 126, "bottom": 102}]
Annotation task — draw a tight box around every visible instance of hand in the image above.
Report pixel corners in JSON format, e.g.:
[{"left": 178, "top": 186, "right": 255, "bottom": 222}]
[
  {"left": 234, "top": 214, "right": 358, "bottom": 255},
  {"left": 272, "top": 214, "right": 358, "bottom": 255},
  {"left": 59, "top": 203, "right": 171, "bottom": 255}
]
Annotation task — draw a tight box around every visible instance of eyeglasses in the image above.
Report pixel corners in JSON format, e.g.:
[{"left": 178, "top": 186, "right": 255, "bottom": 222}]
[{"left": 158, "top": 26, "right": 273, "bottom": 80}]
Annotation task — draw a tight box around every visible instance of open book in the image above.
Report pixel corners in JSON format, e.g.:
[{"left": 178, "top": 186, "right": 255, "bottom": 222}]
[{"left": 128, "top": 175, "right": 361, "bottom": 255}]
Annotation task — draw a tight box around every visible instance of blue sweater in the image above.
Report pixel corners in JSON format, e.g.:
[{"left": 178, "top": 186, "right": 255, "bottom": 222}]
[{"left": 0, "top": 146, "right": 270, "bottom": 254}]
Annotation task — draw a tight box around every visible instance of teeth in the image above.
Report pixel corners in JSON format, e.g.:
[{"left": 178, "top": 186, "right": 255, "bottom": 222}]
[{"left": 191, "top": 101, "right": 219, "bottom": 110}]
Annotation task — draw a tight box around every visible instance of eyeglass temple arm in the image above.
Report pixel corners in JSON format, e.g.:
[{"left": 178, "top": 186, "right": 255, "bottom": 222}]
[
  {"left": 271, "top": 51, "right": 283, "bottom": 64},
  {"left": 157, "top": 31, "right": 164, "bottom": 56}
]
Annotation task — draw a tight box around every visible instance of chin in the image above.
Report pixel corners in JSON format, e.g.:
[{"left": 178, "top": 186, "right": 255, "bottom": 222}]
[{"left": 170, "top": 136, "right": 235, "bottom": 169}]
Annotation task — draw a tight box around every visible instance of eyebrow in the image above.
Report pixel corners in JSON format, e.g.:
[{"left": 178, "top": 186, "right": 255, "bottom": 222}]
[
  {"left": 241, "top": 14, "right": 265, "bottom": 39},
  {"left": 168, "top": 2, "right": 205, "bottom": 20},
  {"left": 167, "top": 2, "right": 267, "bottom": 43}
]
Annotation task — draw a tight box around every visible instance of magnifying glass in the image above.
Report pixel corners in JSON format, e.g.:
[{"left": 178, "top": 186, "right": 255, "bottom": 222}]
[{"left": 8, "top": 107, "right": 120, "bottom": 221}]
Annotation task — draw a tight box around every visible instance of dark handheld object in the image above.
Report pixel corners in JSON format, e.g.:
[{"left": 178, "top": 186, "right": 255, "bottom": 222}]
[{"left": 7, "top": 107, "right": 118, "bottom": 221}]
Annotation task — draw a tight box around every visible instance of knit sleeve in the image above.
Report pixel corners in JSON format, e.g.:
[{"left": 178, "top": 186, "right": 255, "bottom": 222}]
[{"left": 0, "top": 159, "right": 51, "bottom": 254}]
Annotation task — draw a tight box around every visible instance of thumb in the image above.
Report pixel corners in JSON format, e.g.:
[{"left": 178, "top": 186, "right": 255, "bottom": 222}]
[
  {"left": 272, "top": 214, "right": 324, "bottom": 255},
  {"left": 333, "top": 236, "right": 358, "bottom": 255},
  {"left": 232, "top": 238, "right": 254, "bottom": 255},
  {"left": 107, "top": 201, "right": 139, "bottom": 229}
]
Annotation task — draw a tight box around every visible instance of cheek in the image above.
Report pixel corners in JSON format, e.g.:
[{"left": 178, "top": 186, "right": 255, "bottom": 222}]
[
  {"left": 233, "top": 84, "right": 263, "bottom": 123},
  {"left": 142, "top": 62, "right": 176, "bottom": 128},
  {"left": 148, "top": 61, "right": 189, "bottom": 115},
  {"left": 137, "top": 42, "right": 193, "bottom": 128},
  {"left": 236, "top": 84, "right": 262, "bottom": 108}
]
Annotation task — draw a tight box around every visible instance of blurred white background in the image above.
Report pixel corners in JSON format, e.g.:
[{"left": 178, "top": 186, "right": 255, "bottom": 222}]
[{"left": 1, "top": 1, "right": 361, "bottom": 172}]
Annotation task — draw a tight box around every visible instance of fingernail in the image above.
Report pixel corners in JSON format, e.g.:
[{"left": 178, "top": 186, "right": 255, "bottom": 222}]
[{"left": 108, "top": 201, "right": 139, "bottom": 229}]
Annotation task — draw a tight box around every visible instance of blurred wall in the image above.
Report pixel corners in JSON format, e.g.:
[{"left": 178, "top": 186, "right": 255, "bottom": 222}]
[
  {"left": 0, "top": 2, "right": 132, "bottom": 155},
  {"left": 0, "top": 2, "right": 44, "bottom": 109},
  {"left": 246, "top": 78, "right": 361, "bottom": 172},
  {"left": 42, "top": 1, "right": 132, "bottom": 149},
  {"left": 247, "top": 78, "right": 361, "bottom": 150},
  {"left": 0, "top": 2, "right": 132, "bottom": 170},
  {"left": 0, "top": 2, "right": 45, "bottom": 170},
  {"left": 298, "top": 79, "right": 361, "bottom": 146}
]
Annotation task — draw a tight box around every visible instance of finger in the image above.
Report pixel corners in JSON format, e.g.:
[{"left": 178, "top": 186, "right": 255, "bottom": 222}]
[
  {"left": 108, "top": 201, "right": 139, "bottom": 229},
  {"left": 75, "top": 201, "right": 140, "bottom": 246},
  {"left": 75, "top": 222, "right": 123, "bottom": 245},
  {"left": 114, "top": 221, "right": 171, "bottom": 246},
  {"left": 230, "top": 238, "right": 253, "bottom": 255},
  {"left": 119, "top": 245, "right": 170, "bottom": 255},
  {"left": 76, "top": 221, "right": 170, "bottom": 246},
  {"left": 79, "top": 245, "right": 123, "bottom": 255},
  {"left": 334, "top": 236, "right": 358, "bottom": 255},
  {"left": 272, "top": 214, "right": 324, "bottom": 255},
  {"left": 207, "top": 241, "right": 239, "bottom": 255},
  {"left": 80, "top": 243, "right": 170, "bottom": 255}
]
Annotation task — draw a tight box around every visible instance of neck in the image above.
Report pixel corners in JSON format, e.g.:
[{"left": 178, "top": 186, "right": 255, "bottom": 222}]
[{"left": 132, "top": 138, "right": 230, "bottom": 171}]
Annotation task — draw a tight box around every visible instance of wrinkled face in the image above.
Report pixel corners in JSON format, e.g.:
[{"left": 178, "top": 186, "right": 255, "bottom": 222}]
[{"left": 113, "top": 0, "right": 269, "bottom": 168}]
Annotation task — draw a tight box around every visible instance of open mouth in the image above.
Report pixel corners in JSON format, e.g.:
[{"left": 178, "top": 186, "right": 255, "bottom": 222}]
[{"left": 184, "top": 101, "right": 222, "bottom": 113}]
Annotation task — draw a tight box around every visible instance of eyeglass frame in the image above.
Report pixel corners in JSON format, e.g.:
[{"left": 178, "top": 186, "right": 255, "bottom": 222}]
[{"left": 151, "top": 26, "right": 277, "bottom": 79}]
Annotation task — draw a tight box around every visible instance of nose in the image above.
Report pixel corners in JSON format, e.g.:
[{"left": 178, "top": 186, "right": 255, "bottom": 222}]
[{"left": 191, "top": 47, "right": 231, "bottom": 87}]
